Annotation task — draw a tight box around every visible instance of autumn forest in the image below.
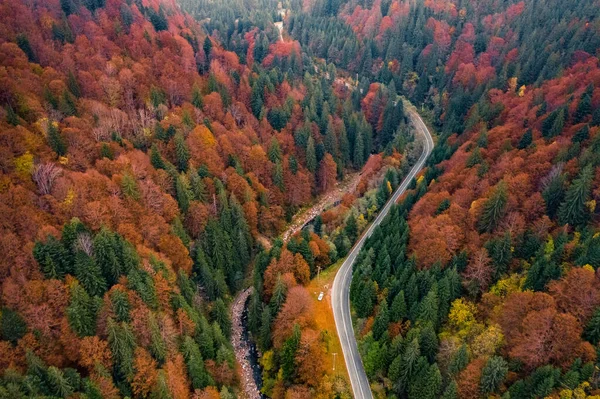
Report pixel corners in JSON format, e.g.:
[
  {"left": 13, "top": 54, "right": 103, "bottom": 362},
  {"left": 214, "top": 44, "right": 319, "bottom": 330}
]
[{"left": 0, "top": 0, "right": 599, "bottom": 398}]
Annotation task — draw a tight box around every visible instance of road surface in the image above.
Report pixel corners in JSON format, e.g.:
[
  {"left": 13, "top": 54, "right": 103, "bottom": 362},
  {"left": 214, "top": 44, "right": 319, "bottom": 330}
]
[{"left": 331, "top": 105, "right": 434, "bottom": 399}]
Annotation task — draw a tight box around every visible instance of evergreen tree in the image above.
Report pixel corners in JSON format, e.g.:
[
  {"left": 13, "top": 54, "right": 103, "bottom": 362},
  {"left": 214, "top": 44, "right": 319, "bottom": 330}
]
[
  {"left": 558, "top": 165, "right": 594, "bottom": 227},
  {"left": 281, "top": 325, "right": 301, "bottom": 383},
  {"left": 480, "top": 356, "right": 508, "bottom": 394},
  {"left": 66, "top": 282, "right": 98, "bottom": 337},
  {"left": 106, "top": 318, "right": 136, "bottom": 382},
  {"left": 574, "top": 84, "right": 593, "bottom": 123},
  {"left": 74, "top": 251, "right": 107, "bottom": 297},
  {"left": 372, "top": 300, "right": 389, "bottom": 340},
  {"left": 477, "top": 181, "right": 508, "bottom": 233},
  {"left": 344, "top": 212, "right": 358, "bottom": 243},
  {"left": 46, "top": 366, "right": 74, "bottom": 398},
  {"left": 16, "top": 34, "right": 37, "bottom": 63},
  {"left": 584, "top": 307, "right": 600, "bottom": 345},
  {"left": 448, "top": 344, "right": 469, "bottom": 375},
  {"left": 174, "top": 132, "right": 190, "bottom": 172},
  {"left": 441, "top": 380, "right": 458, "bottom": 399},
  {"left": 33, "top": 235, "right": 70, "bottom": 279},
  {"left": 110, "top": 289, "right": 130, "bottom": 323},
  {"left": 573, "top": 125, "right": 590, "bottom": 143},
  {"left": 120, "top": 173, "right": 140, "bottom": 200},
  {"left": 47, "top": 122, "right": 67, "bottom": 156},
  {"left": 150, "top": 143, "right": 166, "bottom": 170},
  {"left": 517, "top": 129, "right": 533, "bottom": 149},
  {"left": 306, "top": 135, "right": 317, "bottom": 173},
  {"left": 543, "top": 170, "right": 566, "bottom": 219},
  {"left": 191, "top": 85, "right": 204, "bottom": 109},
  {"left": 259, "top": 306, "right": 272, "bottom": 350},
  {"left": 390, "top": 290, "right": 407, "bottom": 321},
  {"left": 0, "top": 308, "right": 27, "bottom": 344},
  {"left": 211, "top": 298, "right": 232, "bottom": 339}
]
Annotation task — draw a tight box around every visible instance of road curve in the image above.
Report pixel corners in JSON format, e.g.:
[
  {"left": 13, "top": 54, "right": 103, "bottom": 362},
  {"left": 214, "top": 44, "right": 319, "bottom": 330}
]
[{"left": 332, "top": 104, "right": 434, "bottom": 399}]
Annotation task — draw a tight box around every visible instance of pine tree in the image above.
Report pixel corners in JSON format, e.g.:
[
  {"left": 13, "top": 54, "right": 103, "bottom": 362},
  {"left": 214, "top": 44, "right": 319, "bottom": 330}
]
[
  {"left": 344, "top": 212, "right": 358, "bottom": 243},
  {"left": 306, "top": 135, "right": 317, "bottom": 173},
  {"left": 148, "top": 314, "right": 167, "bottom": 364},
  {"left": 477, "top": 182, "right": 508, "bottom": 233},
  {"left": 0, "top": 308, "right": 27, "bottom": 344},
  {"left": 584, "top": 307, "right": 600, "bottom": 345},
  {"left": 480, "top": 356, "right": 508, "bottom": 394},
  {"left": 281, "top": 325, "right": 301, "bottom": 383},
  {"left": 353, "top": 128, "right": 365, "bottom": 167},
  {"left": 16, "top": 34, "right": 37, "bottom": 63},
  {"left": 542, "top": 170, "right": 566, "bottom": 219},
  {"left": 47, "top": 122, "right": 67, "bottom": 156},
  {"left": 573, "top": 125, "right": 590, "bottom": 143},
  {"left": 212, "top": 298, "right": 232, "bottom": 339},
  {"left": 120, "top": 172, "right": 139, "bottom": 200},
  {"left": 417, "top": 288, "right": 439, "bottom": 327},
  {"left": 175, "top": 174, "right": 192, "bottom": 213},
  {"left": 191, "top": 85, "right": 204, "bottom": 109},
  {"left": 259, "top": 306, "right": 272, "bottom": 350},
  {"left": 174, "top": 132, "right": 190, "bottom": 172},
  {"left": 107, "top": 318, "right": 136, "bottom": 381},
  {"left": 390, "top": 290, "right": 407, "bottom": 321},
  {"left": 74, "top": 251, "right": 107, "bottom": 297},
  {"left": 575, "top": 84, "right": 593, "bottom": 123},
  {"left": 372, "top": 300, "right": 389, "bottom": 340},
  {"left": 558, "top": 165, "right": 594, "bottom": 227},
  {"left": 59, "top": 90, "right": 77, "bottom": 116},
  {"left": 441, "top": 380, "right": 458, "bottom": 399},
  {"left": 47, "top": 366, "right": 74, "bottom": 397},
  {"left": 448, "top": 344, "right": 469, "bottom": 375},
  {"left": 270, "top": 276, "right": 287, "bottom": 315},
  {"left": 66, "top": 282, "right": 98, "bottom": 337},
  {"left": 110, "top": 289, "right": 130, "bottom": 323},
  {"left": 33, "top": 235, "right": 70, "bottom": 279},
  {"left": 150, "top": 143, "right": 166, "bottom": 170}
]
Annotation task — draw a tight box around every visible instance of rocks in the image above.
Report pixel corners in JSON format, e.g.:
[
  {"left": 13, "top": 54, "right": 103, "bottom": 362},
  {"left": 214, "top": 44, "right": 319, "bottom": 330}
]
[{"left": 231, "top": 288, "right": 262, "bottom": 399}]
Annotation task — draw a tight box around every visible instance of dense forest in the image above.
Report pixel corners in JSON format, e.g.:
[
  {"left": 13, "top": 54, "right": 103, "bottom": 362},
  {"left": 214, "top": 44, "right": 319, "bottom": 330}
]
[
  {"left": 0, "top": 0, "right": 415, "bottom": 397},
  {"left": 1, "top": 0, "right": 599, "bottom": 398}
]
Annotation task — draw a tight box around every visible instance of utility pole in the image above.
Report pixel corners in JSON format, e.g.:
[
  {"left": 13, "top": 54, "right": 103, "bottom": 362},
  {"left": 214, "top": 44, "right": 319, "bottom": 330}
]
[{"left": 333, "top": 352, "right": 337, "bottom": 371}]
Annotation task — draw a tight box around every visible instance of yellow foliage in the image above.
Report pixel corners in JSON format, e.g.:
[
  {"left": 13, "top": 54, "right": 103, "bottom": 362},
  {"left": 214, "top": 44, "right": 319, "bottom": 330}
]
[
  {"left": 357, "top": 213, "right": 368, "bottom": 231},
  {"left": 59, "top": 156, "right": 69, "bottom": 165},
  {"left": 508, "top": 77, "right": 518, "bottom": 92},
  {"left": 62, "top": 187, "right": 75, "bottom": 207},
  {"left": 417, "top": 175, "right": 425, "bottom": 185},
  {"left": 14, "top": 151, "right": 34, "bottom": 179},
  {"left": 518, "top": 85, "right": 526, "bottom": 97},
  {"left": 583, "top": 264, "right": 595, "bottom": 273},
  {"left": 260, "top": 350, "right": 275, "bottom": 372},
  {"left": 489, "top": 274, "right": 524, "bottom": 297},
  {"left": 192, "top": 125, "right": 216, "bottom": 147},
  {"left": 386, "top": 181, "right": 392, "bottom": 194},
  {"left": 586, "top": 200, "right": 596, "bottom": 213},
  {"left": 471, "top": 324, "right": 504, "bottom": 358},
  {"left": 448, "top": 299, "right": 477, "bottom": 333},
  {"left": 0, "top": 175, "right": 11, "bottom": 193}
]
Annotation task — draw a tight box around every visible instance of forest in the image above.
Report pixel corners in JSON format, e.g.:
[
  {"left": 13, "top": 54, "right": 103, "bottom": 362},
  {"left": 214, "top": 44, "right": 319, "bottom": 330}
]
[{"left": 0, "top": 0, "right": 599, "bottom": 398}]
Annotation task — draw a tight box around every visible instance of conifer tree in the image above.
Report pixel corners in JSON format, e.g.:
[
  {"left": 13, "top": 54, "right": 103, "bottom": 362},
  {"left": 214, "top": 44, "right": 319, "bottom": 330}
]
[
  {"left": 477, "top": 181, "right": 508, "bottom": 233},
  {"left": 174, "top": 132, "right": 190, "bottom": 172},
  {"left": 47, "top": 122, "right": 67, "bottom": 156},
  {"left": 558, "top": 165, "right": 594, "bottom": 227}
]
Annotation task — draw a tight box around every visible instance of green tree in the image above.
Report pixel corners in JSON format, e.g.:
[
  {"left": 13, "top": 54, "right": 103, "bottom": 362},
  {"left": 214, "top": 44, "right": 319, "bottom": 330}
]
[
  {"left": 47, "top": 366, "right": 74, "bottom": 397},
  {"left": 281, "top": 325, "right": 301, "bottom": 383},
  {"left": 212, "top": 298, "right": 232, "bottom": 339},
  {"left": 584, "top": 307, "right": 600, "bottom": 345},
  {"left": 150, "top": 143, "right": 166, "bottom": 170},
  {"left": 372, "top": 300, "right": 389, "bottom": 340},
  {"left": 390, "top": 290, "right": 407, "bottom": 321},
  {"left": 191, "top": 85, "right": 204, "bottom": 109},
  {"left": 47, "top": 122, "right": 67, "bottom": 156},
  {"left": 542, "top": 169, "right": 566, "bottom": 219},
  {"left": 306, "top": 135, "right": 317, "bottom": 173},
  {"left": 174, "top": 132, "right": 190, "bottom": 172},
  {"left": 16, "top": 34, "right": 37, "bottom": 63},
  {"left": 480, "top": 356, "right": 508, "bottom": 394},
  {"left": 107, "top": 318, "right": 136, "bottom": 381},
  {"left": 66, "top": 282, "right": 98, "bottom": 337},
  {"left": 448, "top": 344, "right": 469, "bottom": 375},
  {"left": 574, "top": 84, "right": 593, "bottom": 123},
  {"left": 477, "top": 181, "right": 508, "bottom": 233},
  {"left": 517, "top": 129, "right": 533, "bottom": 149},
  {"left": 120, "top": 172, "right": 139, "bottom": 200},
  {"left": 558, "top": 165, "right": 594, "bottom": 227},
  {"left": 0, "top": 308, "right": 27, "bottom": 344}
]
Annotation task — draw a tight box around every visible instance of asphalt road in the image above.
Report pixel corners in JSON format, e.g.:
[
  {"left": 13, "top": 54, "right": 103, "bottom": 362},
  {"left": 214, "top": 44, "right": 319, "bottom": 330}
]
[{"left": 331, "top": 105, "right": 434, "bottom": 399}]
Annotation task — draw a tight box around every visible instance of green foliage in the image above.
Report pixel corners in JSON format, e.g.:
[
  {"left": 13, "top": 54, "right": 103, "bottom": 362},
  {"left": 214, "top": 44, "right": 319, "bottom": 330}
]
[
  {"left": 0, "top": 308, "right": 27, "bottom": 344},
  {"left": 16, "top": 34, "right": 37, "bottom": 63},
  {"left": 477, "top": 181, "right": 508, "bottom": 233},
  {"left": 47, "top": 122, "right": 67, "bottom": 157},
  {"left": 584, "top": 307, "right": 600, "bottom": 345},
  {"left": 174, "top": 132, "right": 190, "bottom": 172},
  {"left": 558, "top": 165, "right": 594, "bottom": 227},
  {"left": 67, "top": 282, "right": 99, "bottom": 337},
  {"left": 281, "top": 325, "right": 301, "bottom": 383},
  {"left": 480, "top": 356, "right": 508, "bottom": 394},
  {"left": 517, "top": 129, "right": 533, "bottom": 149}
]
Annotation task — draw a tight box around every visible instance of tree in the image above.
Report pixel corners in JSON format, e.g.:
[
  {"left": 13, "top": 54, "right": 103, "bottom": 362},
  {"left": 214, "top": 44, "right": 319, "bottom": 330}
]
[
  {"left": 181, "top": 336, "right": 211, "bottom": 389},
  {"left": 306, "top": 135, "right": 317, "bottom": 173},
  {"left": 318, "top": 153, "right": 337, "bottom": 193},
  {"left": 212, "top": 298, "right": 232, "bottom": 339},
  {"left": 372, "top": 300, "right": 389, "bottom": 340},
  {"left": 480, "top": 356, "right": 508, "bottom": 394},
  {"left": 574, "top": 84, "right": 593, "bottom": 123},
  {"left": 517, "top": 129, "right": 533, "bottom": 149},
  {"left": 67, "top": 282, "right": 98, "bottom": 337},
  {"left": 16, "top": 33, "right": 37, "bottom": 63},
  {"left": 107, "top": 318, "right": 136, "bottom": 382},
  {"left": 281, "top": 324, "right": 301, "bottom": 383},
  {"left": 174, "top": 132, "right": 190, "bottom": 172},
  {"left": 47, "top": 122, "right": 67, "bottom": 157},
  {"left": 0, "top": 308, "right": 27, "bottom": 344},
  {"left": 584, "top": 307, "right": 600, "bottom": 345},
  {"left": 477, "top": 182, "right": 507, "bottom": 233},
  {"left": 558, "top": 165, "right": 594, "bottom": 227},
  {"left": 390, "top": 291, "right": 407, "bottom": 321},
  {"left": 131, "top": 347, "right": 158, "bottom": 398}
]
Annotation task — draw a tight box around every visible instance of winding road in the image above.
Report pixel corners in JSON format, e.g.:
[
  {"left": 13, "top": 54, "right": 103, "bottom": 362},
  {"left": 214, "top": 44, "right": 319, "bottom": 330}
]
[{"left": 332, "top": 104, "right": 434, "bottom": 399}]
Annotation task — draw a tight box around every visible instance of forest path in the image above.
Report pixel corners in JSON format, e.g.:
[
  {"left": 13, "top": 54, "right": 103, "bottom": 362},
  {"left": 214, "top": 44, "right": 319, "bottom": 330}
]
[{"left": 331, "top": 105, "right": 434, "bottom": 399}]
